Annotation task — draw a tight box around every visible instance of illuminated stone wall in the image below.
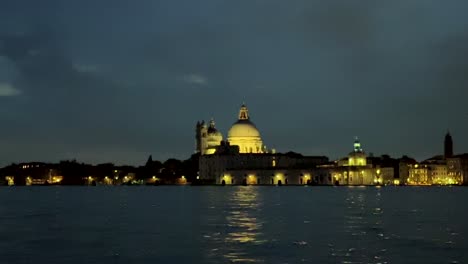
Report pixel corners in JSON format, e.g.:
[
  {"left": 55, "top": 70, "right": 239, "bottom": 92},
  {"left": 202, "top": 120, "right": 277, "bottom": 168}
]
[
  {"left": 221, "top": 169, "right": 314, "bottom": 185},
  {"left": 199, "top": 153, "right": 328, "bottom": 185}
]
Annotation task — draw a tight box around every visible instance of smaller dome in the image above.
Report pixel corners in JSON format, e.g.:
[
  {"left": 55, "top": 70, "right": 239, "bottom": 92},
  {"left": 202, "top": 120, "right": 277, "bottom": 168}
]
[
  {"left": 207, "top": 118, "right": 223, "bottom": 137},
  {"left": 207, "top": 126, "right": 220, "bottom": 134},
  {"left": 207, "top": 132, "right": 222, "bottom": 142}
]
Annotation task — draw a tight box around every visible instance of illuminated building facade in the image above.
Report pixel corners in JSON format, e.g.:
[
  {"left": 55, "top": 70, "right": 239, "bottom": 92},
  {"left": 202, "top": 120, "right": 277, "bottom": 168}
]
[
  {"left": 195, "top": 119, "right": 223, "bottom": 155},
  {"left": 199, "top": 144, "right": 328, "bottom": 185},
  {"left": 407, "top": 155, "right": 461, "bottom": 185},
  {"left": 3, "top": 163, "right": 63, "bottom": 185},
  {"left": 406, "top": 133, "right": 464, "bottom": 185},
  {"left": 330, "top": 138, "right": 392, "bottom": 185},
  {"left": 446, "top": 154, "right": 468, "bottom": 185},
  {"left": 196, "top": 104, "right": 265, "bottom": 155}
]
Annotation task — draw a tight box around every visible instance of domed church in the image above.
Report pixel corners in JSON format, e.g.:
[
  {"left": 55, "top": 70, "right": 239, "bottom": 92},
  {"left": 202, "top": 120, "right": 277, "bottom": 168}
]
[
  {"left": 195, "top": 104, "right": 265, "bottom": 155},
  {"left": 227, "top": 104, "right": 265, "bottom": 154}
]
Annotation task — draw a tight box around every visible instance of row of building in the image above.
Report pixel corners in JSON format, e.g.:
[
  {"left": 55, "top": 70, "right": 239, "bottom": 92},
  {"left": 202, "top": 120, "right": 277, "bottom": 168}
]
[
  {"left": 197, "top": 104, "right": 468, "bottom": 186},
  {"left": 0, "top": 159, "right": 193, "bottom": 186},
  {"left": 2, "top": 104, "right": 465, "bottom": 186}
]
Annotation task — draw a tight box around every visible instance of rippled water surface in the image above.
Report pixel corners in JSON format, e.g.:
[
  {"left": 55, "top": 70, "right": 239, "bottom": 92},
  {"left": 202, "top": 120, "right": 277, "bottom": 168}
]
[{"left": 0, "top": 186, "right": 467, "bottom": 263}]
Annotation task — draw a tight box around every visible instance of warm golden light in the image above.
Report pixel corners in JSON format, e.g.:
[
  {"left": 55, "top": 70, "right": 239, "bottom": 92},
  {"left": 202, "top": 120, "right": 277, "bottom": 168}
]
[{"left": 5, "top": 176, "right": 14, "bottom": 186}]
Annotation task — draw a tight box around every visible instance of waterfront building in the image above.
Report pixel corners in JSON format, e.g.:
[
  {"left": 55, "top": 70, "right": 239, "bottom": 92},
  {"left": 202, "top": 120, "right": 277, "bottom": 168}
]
[
  {"left": 407, "top": 163, "right": 431, "bottom": 185},
  {"left": 397, "top": 156, "right": 418, "bottom": 185},
  {"left": 14, "top": 162, "right": 62, "bottom": 185},
  {"left": 199, "top": 145, "right": 328, "bottom": 185},
  {"left": 406, "top": 133, "right": 462, "bottom": 185},
  {"left": 408, "top": 155, "right": 461, "bottom": 185},
  {"left": 329, "top": 138, "right": 395, "bottom": 185},
  {"left": 196, "top": 105, "right": 330, "bottom": 185},
  {"left": 447, "top": 154, "right": 468, "bottom": 185}
]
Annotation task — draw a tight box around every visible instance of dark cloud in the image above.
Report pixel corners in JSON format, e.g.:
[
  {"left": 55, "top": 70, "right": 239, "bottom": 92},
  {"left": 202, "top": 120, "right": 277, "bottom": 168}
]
[{"left": 0, "top": 0, "right": 468, "bottom": 166}]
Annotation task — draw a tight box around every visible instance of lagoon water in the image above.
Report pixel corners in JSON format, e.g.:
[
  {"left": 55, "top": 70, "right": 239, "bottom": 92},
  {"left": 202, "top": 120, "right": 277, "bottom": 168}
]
[{"left": 0, "top": 186, "right": 466, "bottom": 264}]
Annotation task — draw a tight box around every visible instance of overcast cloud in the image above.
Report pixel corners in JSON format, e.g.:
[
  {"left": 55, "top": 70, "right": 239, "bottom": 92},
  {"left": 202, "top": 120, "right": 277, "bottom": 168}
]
[{"left": 0, "top": 0, "right": 467, "bottom": 166}]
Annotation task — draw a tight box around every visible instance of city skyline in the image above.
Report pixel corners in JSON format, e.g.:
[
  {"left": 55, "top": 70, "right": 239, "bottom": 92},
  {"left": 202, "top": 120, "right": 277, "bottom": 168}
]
[{"left": 1, "top": 1, "right": 468, "bottom": 166}]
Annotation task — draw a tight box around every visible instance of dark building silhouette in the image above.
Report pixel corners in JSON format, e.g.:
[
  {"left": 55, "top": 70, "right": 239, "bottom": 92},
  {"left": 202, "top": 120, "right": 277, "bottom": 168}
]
[{"left": 444, "top": 132, "right": 453, "bottom": 158}]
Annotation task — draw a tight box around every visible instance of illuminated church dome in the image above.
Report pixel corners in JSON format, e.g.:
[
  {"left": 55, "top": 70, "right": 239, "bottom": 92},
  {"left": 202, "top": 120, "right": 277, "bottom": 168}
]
[{"left": 227, "top": 104, "right": 264, "bottom": 153}]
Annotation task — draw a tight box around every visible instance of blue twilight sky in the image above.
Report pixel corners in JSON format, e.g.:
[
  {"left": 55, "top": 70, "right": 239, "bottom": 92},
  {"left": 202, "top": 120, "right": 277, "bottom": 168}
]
[{"left": 1, "top": 0, "right": 468, "bottom": 166}]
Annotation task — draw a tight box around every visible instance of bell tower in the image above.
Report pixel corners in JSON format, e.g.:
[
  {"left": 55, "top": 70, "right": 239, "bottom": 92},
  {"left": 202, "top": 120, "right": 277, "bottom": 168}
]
[
  {"left": 195, "top": 121, "right": 208, "bottom": 154},
  {"left": 444, "top": 131, "right": 453, "bottom": 158}
]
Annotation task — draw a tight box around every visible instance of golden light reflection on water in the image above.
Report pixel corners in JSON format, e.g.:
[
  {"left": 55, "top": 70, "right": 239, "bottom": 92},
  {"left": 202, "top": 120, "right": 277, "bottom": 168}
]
[{"left": 223, "top": 187, "right": 265, "bottom": 262}]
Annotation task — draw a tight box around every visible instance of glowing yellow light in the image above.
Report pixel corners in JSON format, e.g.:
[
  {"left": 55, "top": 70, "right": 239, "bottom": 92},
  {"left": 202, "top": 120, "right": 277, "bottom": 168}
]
[
  {"left": 181, "top": 176, "right": 185, "bottom": 179},
  {"left": 152, "top": 176, "right": 156, "bottom": 179},
  {"left": 376, "top": 169, "right": 381, "bottom": 174},
  {"left": 196, "top": 176, "right": 200, "bottom": 180}
]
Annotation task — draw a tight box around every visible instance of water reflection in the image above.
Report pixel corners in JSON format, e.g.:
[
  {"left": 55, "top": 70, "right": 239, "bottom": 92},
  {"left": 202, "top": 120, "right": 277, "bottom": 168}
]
[
  {"left": 225, "top": 187, "right": 262, "bottom": 243},
  {"left": 223, "top": 187, "right": 264, "bottom": 263},
  {"left": 330, "top": 187, "right": 387, "bottom": 264}
]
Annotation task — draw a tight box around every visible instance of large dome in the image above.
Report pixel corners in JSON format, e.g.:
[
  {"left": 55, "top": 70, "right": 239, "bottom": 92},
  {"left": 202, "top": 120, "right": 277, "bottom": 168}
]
[
  {"left": 228, "top": 120, "right": 261, "bottom": 138},
  {"left": 227, "top": 104, "right": 264, "bottom": 154}
]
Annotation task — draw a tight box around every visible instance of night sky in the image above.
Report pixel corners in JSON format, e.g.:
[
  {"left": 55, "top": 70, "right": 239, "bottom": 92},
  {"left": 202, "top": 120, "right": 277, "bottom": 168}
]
[{"left": 1, "top": 1, "right": 468, "bottom": 166}]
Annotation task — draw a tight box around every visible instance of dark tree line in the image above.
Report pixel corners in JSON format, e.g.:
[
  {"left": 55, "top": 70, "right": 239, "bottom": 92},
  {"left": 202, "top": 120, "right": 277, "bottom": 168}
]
[{"left": 0, "top": 153, "right": 200, "bottom": 185}]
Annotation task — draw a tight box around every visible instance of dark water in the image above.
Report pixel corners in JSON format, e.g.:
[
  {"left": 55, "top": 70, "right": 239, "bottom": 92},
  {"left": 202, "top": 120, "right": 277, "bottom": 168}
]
[{"left": 0, "top": 186, "right": 466, "bottom": 264}]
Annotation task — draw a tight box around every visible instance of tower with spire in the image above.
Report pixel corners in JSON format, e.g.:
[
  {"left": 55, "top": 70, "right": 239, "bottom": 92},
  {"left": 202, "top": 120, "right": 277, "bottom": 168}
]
[{"left": 444, "top": 131, "right": 453, "bottom": 158}]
